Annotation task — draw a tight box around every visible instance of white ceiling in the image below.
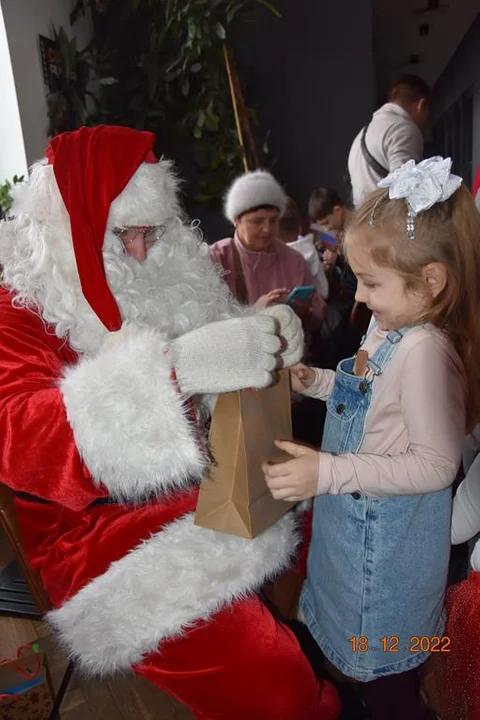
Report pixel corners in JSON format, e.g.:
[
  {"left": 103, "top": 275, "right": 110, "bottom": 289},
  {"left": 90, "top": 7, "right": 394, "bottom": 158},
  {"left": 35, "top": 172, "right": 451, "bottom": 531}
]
[{"left": 373, "top": 0, "right": 479, "bottom": 96}]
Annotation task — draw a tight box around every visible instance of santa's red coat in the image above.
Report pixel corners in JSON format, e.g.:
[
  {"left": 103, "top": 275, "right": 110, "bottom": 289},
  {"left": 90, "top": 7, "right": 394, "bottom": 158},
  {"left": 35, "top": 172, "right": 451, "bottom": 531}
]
[
  {"left": 0, "top": 286, "right": 340, "bottom": 718},
  {"left": 0, "top": 284, "right": 300, "bottom": 663}
]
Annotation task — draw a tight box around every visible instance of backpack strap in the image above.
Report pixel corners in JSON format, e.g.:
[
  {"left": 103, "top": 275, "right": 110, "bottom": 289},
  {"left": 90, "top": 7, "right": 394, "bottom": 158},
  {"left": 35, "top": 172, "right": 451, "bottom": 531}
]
[{"left": 361, "top": 124, "right": 389, "bottom": 179}]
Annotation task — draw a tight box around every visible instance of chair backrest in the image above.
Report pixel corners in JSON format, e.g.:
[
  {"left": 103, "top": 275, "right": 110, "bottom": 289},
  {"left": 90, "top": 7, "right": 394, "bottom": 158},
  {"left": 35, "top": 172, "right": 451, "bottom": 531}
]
[{"left": 0, "top": 483, "right": 51, "bottom": 614}]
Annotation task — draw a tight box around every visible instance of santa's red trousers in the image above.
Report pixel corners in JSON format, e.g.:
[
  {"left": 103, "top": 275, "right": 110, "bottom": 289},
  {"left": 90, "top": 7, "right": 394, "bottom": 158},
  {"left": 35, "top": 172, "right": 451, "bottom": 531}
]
[{"left": 133, "top": 594, "right": 340, "bottom": 719}]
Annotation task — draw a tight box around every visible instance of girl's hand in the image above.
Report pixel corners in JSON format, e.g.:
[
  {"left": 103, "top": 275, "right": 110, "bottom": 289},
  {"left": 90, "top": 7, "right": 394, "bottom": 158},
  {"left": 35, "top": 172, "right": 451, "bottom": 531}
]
[
  {"left": 263, "top": 439, "right": 319, "bottom": 501},
  {"left": 290, "top": 363, "right": 316, "bottom": 392},
  {"left": 255, "top": 288, "right": 290, "bottom": 309}
]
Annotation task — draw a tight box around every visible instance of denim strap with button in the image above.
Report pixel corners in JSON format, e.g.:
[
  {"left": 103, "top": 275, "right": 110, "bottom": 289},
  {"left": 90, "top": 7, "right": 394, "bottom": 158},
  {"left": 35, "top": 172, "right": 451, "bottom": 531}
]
[
  {"left": 364, "top": 327, "right": 412, "bottom": 383},
  {"left": 320, "top": 326, "right": 416, "bottom": 456}
]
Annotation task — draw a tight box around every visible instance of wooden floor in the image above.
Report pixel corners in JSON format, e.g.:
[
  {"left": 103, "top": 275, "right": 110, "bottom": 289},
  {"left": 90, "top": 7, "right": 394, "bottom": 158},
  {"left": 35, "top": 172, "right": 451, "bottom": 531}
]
[{"left": 0, "top": 534, "right": 193, "bottom": 719}]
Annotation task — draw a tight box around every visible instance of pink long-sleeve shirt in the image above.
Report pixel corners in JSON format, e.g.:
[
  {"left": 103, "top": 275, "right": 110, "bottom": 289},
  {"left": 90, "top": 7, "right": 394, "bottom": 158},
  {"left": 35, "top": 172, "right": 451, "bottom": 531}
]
[
  {"left": 303, "top": 323, "right": 467, "bottom": 496},
  {"left": 210, "top": 235, "right": 325, "bottom": 323}
]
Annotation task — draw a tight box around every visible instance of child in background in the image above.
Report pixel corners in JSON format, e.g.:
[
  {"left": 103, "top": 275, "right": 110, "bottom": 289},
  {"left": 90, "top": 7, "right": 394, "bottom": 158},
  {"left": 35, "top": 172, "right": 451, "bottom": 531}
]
[
  {"left": 278, "top": 199, "right": 329, "bottom": 443},
  {"left": 308, "top": 188, "right": 362, "bottom": 367},
  {"left": 278, "top": 198, "right": 329, "bottom": 300},
  {"left": 263, "top": 157, "right": 480, "bottom": 719},
  {"left": 308, "top": 187, "right": 352, "bottom": 240},
  {"left": 309, "top": 187, "right": 357, "bottom": 305},
  {"left": 428, "top": 169, "right": 480, "bottom": 720}
]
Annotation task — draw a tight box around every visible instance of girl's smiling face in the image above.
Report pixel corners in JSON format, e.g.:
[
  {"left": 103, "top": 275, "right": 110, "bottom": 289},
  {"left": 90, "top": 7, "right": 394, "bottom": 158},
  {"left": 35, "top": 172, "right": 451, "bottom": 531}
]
[{"left": 347, "top": 235, "right": 430, "bottom": 331}]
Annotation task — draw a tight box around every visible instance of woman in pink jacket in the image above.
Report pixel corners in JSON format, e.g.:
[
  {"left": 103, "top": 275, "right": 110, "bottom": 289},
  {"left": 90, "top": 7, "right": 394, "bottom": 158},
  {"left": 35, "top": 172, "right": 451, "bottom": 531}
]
[{"left": 210, "top": 170, "right": 325, "bottom": 327}]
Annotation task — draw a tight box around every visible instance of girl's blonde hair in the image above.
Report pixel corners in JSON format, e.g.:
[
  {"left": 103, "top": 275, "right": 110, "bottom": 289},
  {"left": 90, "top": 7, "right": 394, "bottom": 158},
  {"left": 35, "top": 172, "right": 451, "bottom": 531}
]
[{"left": 345, "top": 185, "right": 480, "bottom": 431}]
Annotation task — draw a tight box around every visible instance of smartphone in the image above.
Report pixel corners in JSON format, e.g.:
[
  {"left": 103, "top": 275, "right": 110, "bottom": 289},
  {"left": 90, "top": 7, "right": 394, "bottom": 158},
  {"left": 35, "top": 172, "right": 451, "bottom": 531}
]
[
  {"left": 286, "top": 285, "right": 316, "bottom": 305},
  {"left": 310, "top": 224, "right": 338, "bottom": 247}
]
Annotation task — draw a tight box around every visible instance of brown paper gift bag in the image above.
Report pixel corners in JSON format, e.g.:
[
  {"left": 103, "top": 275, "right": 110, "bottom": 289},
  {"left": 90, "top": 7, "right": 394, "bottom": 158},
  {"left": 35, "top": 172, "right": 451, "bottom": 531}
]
[
  {"left": 194, "top": 369, "right": 296, "bottom": 539},
  {"left": 0, "top": 648, "right": 53, "bottom": 720}
]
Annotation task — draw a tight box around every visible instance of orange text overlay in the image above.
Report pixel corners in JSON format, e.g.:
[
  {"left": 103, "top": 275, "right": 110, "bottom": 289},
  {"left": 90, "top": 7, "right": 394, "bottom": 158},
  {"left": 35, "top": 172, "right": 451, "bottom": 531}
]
[{"left": 349, "top": 636, "right": 451, "bottom": 653}]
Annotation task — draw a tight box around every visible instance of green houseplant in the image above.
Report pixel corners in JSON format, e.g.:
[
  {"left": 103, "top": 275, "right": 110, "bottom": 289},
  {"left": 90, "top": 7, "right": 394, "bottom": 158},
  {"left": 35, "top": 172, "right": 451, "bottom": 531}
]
[
  {"left": 46, "top": 25, "right": 92, "bottom": 136},
  {"left": 69, "top": 0, "right": 279, "bottom": 210},
  {"left": 0, "top": 175, "right": 25, "bottom": 219}
]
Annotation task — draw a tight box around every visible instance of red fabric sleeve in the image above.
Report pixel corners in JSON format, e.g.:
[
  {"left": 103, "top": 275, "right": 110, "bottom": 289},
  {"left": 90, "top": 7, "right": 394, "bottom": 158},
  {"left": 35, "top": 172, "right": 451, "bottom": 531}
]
[
  {"left": 0, "top": 290, "right": 105, "bottom": 510},
  {"left": 473, "top": 166, "right": 480, "bottom": 208}
]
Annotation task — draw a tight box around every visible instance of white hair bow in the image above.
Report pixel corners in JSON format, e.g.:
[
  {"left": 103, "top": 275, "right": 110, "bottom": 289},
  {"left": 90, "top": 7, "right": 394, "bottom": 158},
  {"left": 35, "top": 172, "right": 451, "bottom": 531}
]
[
  {"left": 370, "top": 156, "right": 463, "bottom": 239},
  {"left": 378, "top": 156, "right": 462, "bottom": 215}
]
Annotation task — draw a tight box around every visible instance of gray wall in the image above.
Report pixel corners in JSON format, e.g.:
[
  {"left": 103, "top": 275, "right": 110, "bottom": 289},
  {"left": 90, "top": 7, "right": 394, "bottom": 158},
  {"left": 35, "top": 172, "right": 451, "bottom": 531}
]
[
  {"left": 233, "top": 0, "right": 375, "bottom": 214},
  {"left": 1, "top": 0, "right": 92, "bottom": 167},
  {"left": 431, "top": 11, "right": 480, "bottom": 180},
  {"left": 199, "top": 0, "right": 375, "bottom": 241}
]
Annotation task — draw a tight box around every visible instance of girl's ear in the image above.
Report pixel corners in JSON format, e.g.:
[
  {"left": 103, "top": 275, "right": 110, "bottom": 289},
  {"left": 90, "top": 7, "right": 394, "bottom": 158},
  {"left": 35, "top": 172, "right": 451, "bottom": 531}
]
[{"left": 422, "top": 262, "right": 447, "bottom": 298}]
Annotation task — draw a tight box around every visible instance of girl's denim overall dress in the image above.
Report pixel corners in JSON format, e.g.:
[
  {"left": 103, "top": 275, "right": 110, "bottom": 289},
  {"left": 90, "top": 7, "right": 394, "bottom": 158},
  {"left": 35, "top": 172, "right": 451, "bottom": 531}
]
[{"left": 299, "top": 327, "right": 452, "bottom": 681}]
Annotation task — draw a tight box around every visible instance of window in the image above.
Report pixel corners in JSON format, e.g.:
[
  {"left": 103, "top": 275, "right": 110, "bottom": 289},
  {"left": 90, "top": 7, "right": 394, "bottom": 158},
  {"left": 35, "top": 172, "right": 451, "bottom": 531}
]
[{"left": 430, "top": 86, "right": 474, "bottom": 187}]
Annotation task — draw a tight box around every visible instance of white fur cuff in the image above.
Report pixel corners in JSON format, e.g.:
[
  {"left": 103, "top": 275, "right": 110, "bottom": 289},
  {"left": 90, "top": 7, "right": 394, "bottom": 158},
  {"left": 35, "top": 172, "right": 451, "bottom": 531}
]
[
  {"left": 47, "top": 511, "right": 300, "bottom": 675},
  {"left": 60, "top": 324, "right": 206, "bottom": 500}
]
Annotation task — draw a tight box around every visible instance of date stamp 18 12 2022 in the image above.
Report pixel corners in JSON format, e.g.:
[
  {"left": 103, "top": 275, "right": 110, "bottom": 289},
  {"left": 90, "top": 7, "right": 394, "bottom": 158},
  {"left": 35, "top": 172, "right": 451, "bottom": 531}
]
[{"left": 349, "top": 636, "right": 451, "bottom": 654}]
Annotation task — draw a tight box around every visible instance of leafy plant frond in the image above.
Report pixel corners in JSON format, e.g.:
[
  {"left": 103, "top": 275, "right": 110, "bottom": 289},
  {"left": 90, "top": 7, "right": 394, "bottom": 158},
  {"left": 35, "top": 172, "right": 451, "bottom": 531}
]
[
  {"left": 68, "top": 0, "right": 279, "bottom": 210},
  {"left": 0, "top": 175, "right": 25, "bottom": 218}
]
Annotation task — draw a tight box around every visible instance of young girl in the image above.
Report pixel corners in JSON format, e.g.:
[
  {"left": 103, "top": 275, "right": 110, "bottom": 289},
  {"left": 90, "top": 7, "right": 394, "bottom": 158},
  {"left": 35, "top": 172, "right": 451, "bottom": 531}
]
[{"left": 263, "top": 157, "right": 480, "bottom": 719}]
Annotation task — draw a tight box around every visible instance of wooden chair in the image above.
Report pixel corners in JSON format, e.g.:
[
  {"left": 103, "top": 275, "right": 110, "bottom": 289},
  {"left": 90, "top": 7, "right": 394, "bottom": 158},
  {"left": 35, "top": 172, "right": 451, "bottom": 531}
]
[{"left": 0, "top": 482, "right": 75, "bottom": 719}]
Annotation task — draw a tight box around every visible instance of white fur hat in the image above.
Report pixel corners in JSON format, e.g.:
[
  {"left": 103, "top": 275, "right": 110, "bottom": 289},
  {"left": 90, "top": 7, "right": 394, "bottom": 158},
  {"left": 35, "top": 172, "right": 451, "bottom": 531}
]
[{"left": 224, "top": 170, "right": 287, "bottom": 223}]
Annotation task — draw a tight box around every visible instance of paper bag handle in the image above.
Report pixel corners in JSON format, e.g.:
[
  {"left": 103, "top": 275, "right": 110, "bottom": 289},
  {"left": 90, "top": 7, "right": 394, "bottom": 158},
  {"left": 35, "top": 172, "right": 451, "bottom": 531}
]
[{"left": 0, "top": 644, "right": 41, "bottom": 680}]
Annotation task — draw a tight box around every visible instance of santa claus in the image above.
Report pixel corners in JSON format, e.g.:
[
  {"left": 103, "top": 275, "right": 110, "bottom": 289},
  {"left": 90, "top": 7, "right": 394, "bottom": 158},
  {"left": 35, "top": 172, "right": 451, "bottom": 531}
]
[{"left": 0, "top": 126, "right": 339, "bottom": 719}]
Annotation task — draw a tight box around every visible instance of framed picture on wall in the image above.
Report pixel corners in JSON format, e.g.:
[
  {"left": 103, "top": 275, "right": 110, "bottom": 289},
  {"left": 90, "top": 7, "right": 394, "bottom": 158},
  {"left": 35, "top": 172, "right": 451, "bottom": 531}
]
[
  {"left": 38, "top": 34, "right": 78, "bottom": 137},
  {"left": 38, "top": 35, "right": 63, "bottom": 95}
]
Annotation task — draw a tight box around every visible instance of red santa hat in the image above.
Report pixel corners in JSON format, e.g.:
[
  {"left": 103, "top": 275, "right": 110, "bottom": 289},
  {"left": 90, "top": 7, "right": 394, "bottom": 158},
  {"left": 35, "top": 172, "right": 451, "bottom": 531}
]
[
  {"left": 46, "top": 125, "right": 158, "bottom": 331},
  {"left": 224, "top": 170, "right": 287, "bottom": 223}
]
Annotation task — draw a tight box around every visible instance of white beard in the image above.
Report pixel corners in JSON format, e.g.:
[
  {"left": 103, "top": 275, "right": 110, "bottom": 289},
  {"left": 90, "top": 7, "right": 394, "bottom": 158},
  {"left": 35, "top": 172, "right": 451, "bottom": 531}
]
[{"left": 0, "top": 214, "right": 239, "bottom": 356}]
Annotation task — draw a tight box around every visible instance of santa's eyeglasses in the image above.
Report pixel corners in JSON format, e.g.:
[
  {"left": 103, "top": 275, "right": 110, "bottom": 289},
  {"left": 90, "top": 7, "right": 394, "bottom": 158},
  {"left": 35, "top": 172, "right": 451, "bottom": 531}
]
[{"left": 113, "top": 225, "right": 166, "bottom": 245}]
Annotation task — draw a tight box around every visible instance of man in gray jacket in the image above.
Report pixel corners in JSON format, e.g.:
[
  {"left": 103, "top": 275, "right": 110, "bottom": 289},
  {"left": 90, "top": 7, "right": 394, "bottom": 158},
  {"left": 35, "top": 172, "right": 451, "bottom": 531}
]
[{"left": 348, "top": 74, "right": 430, "bottom": 207}]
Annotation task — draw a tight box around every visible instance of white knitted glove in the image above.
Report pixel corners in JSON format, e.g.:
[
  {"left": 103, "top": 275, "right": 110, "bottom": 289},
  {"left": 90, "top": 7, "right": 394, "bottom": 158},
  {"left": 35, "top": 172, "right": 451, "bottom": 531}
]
[
  {"left": 262, "top": 304, "right": 304, "bottom": 368},
  {"left": 171, "top": 315, "right": 281, "bottom": 394}
]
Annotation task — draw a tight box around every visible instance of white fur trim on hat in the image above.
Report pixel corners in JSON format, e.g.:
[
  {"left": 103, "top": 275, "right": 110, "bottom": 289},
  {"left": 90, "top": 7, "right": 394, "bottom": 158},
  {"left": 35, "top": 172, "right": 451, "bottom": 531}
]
[
  {"left": 108, "top": 159, "right": 182, "bottom": 229},
  {"left": 224, "top": 170, "right": 287, "bottom": 223},
  {"left": 9, "top": 158, "right": 183, "bottom": 233}
]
